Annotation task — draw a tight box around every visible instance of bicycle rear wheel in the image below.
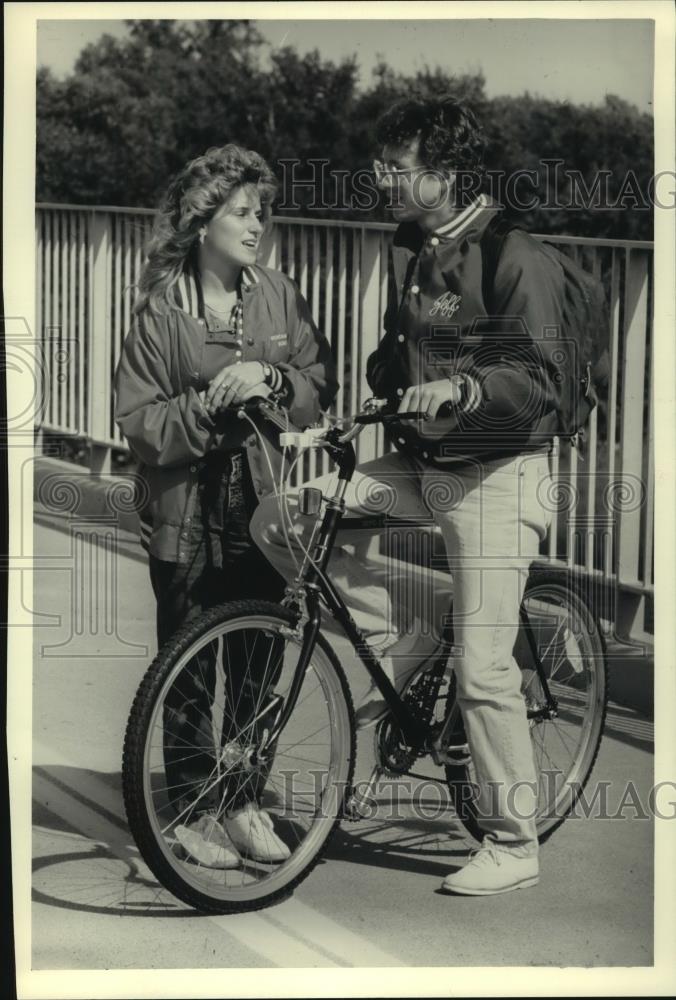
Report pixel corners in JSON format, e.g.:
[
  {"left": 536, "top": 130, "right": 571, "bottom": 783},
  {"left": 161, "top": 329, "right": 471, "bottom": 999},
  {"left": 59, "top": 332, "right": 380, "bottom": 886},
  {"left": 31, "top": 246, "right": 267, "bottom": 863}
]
[
  {"left": 445, "top": 570, "right": 608, "bottom": 843},
  {"left": 123, "top": 600, "right": 355, "bottom": 913}
]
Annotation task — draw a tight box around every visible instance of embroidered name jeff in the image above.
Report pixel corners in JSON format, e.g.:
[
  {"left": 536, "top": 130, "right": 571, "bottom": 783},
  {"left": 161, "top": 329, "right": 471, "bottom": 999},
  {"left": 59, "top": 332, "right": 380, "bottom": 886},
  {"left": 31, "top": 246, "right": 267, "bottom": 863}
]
[{"left": 429, "top": 292, "right": 462, "bottom": 318}]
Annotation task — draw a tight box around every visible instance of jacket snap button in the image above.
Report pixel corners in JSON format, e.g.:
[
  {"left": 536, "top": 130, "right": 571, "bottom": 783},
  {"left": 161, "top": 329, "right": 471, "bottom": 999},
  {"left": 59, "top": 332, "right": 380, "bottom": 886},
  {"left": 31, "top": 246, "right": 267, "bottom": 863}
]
[
  {"left": 397, "top": 334, "right": 405, "bottom": 343},
  {"left": 397, "top": 437, "right": 406, "bottom": 445},
  {"left": 190, "top": 465, "right": 197, "bottom": 472}
]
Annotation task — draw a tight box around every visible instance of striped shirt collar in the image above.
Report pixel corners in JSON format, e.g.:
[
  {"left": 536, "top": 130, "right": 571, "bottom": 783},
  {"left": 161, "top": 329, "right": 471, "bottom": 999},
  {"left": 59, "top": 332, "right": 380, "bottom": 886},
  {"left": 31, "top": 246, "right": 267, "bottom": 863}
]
[
  {"left": 431, "top": 193, "right": 497, "bottom": 243},
  {"left": 174, "top": 263, "right": 259, "bottom": 319}
]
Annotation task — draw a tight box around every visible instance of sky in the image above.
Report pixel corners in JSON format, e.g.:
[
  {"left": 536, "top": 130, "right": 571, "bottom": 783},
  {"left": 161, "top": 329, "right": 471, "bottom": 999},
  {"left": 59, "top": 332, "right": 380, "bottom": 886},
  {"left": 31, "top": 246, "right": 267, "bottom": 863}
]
[{"left": 36, "top": 17, "right": 654, "bottom": 112}]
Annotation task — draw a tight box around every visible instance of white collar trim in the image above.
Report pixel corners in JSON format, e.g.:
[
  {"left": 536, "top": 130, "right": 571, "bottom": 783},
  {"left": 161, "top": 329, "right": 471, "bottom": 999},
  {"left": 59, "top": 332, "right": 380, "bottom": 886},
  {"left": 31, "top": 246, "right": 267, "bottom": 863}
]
[{"left": 433, "top": 193, "right": 491, "bottom": 241}]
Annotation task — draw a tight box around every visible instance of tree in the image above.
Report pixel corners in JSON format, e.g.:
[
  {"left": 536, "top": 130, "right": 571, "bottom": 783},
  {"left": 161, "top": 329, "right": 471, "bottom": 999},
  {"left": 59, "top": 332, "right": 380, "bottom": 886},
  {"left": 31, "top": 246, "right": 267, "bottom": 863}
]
[{"left": 36, "top": 22, "right": 654, "bottom": 238}]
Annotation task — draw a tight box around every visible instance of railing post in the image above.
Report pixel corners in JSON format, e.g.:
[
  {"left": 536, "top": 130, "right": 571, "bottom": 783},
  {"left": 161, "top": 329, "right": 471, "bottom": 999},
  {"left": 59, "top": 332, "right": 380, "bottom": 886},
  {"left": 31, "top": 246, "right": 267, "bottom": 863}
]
[
  {"left": 88, "top": 211, "right": 112, "bottom": 474},
  {"left": 616, "top": 247, "right": 649, "bottom": 641},
  {"left": 356, "top": 228, "right": 383, "bottom": 464}
]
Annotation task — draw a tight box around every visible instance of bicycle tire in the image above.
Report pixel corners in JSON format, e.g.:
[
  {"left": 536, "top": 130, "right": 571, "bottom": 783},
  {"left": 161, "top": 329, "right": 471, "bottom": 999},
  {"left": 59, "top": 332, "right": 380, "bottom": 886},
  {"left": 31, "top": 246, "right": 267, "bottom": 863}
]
[
  {"left": 122, "top": 600, "right": 355, "bottom": 913},
  {"left": 444, "top": 569, "right": 608, "bottom": 844}
]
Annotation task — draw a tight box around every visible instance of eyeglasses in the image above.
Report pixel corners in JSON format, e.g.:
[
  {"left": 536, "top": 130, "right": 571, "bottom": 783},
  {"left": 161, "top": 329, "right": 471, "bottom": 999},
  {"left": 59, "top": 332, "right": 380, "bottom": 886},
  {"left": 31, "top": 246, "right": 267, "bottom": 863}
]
[{"left": 372, "top": 159, "right": 429, "bottom": 182}]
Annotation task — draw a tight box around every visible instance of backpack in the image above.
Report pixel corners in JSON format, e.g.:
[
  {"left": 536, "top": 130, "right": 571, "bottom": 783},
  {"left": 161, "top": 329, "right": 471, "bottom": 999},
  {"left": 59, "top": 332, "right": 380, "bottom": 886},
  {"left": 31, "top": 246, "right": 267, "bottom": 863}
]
[{"left": 480, "top": 217, "right": 610, "bottom": 443}]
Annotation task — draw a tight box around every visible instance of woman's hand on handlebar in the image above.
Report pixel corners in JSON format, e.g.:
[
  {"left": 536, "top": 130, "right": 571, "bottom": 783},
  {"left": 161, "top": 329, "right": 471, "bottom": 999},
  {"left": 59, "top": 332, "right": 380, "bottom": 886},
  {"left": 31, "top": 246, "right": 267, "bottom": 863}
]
[
  {"left": 204, "top": 362, "right": 268, "bottom": 415},
  {"left": 239, "top": 382, "right": 272, "bottom": 402},
  {"left": 397, "top": 378, "right": 463, "bottom": 420}
]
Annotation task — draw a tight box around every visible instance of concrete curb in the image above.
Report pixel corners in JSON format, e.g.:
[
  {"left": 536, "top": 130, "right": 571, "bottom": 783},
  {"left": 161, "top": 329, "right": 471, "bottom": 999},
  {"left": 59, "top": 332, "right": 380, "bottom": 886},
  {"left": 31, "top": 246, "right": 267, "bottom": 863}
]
[{"left": 33, "top": 455, "right": 654, "bottom": 718}]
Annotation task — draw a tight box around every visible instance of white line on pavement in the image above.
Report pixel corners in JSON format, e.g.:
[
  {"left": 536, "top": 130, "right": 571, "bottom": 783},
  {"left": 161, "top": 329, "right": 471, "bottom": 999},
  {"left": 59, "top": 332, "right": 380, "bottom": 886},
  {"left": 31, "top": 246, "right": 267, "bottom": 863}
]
[
  {"left": 206, "top": 912, "right": 343, "bottom": 968},
  {"left": 262, "top": 897, "right": 406, "bottom": 967}
]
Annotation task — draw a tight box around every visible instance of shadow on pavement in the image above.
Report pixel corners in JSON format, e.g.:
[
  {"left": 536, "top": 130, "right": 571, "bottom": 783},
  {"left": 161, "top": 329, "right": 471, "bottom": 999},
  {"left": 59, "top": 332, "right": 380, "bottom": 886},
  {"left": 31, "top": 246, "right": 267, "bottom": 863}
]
[
  {"left": 32, "top": 844, "right": 195, "bottom": 918},
  {"left": 327, "top": 798, "right": 471, "bottom": 878},
  {"left": 32, "top": 764, "right": 196, "bottom": 917}
]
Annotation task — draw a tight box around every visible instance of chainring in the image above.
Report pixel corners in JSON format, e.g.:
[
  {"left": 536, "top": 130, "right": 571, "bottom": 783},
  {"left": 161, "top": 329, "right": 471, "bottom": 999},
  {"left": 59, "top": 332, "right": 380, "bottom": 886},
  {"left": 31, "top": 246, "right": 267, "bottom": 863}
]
[{"left": 374, "top": 662, "right": 449, "bottom": 776}]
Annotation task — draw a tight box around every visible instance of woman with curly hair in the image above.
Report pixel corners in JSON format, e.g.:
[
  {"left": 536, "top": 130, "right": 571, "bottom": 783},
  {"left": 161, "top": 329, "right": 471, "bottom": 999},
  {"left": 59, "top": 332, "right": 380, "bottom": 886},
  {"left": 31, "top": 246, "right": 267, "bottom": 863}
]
[{"left": 115, "top": 143, "right": 338, "bottom": 868}]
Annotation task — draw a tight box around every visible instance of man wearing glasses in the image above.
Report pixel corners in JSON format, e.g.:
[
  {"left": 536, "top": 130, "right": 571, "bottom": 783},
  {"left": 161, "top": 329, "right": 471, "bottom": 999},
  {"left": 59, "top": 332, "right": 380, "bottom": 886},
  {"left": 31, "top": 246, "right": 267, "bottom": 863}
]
[{"left": 253, "top": 95, "right": 564, "bottom": 896}]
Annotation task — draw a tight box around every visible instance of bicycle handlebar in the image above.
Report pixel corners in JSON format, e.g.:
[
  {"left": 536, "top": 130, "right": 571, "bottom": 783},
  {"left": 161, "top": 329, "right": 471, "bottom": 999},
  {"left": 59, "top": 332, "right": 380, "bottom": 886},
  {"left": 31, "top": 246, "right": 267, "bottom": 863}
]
[
  {"left": 353, "top": 410, "right": 429, "bottom": 425},
  {"left": 217, "top": 395, "right": 432, "bottom": 449}
]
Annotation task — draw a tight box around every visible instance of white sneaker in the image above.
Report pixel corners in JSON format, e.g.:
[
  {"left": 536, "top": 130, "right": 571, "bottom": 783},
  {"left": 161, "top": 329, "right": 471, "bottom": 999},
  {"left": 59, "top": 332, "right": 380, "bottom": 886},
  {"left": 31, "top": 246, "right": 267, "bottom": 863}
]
[
  {"left": 441, "top": 841, "right": 539, "bottom": 896},
  {"left": 174, "top": 814, "right": 242, "bottom": 870},
  {"left": 224, "top": 802, "right": 291, "bottom": 864},
  {"left": 355, "top": 621, "right": 439, "bottom": 728}
]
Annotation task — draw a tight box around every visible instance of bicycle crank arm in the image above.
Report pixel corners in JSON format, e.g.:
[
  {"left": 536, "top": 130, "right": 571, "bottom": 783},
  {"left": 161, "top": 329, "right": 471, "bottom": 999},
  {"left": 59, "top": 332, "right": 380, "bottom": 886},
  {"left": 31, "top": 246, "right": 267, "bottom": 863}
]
[{"left": 342, "top": 765, "right": 385, "bottom": 821}]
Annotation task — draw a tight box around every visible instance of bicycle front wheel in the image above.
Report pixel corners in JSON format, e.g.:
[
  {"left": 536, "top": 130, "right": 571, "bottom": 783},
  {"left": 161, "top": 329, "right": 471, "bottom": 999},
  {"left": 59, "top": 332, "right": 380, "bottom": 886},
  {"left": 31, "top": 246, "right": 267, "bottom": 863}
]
[
  {"left": 123, "top": 600, "right": 355, "bottom": 913},
  {"left": 445, "top": 570, "right": 608, "bottom": 843}
]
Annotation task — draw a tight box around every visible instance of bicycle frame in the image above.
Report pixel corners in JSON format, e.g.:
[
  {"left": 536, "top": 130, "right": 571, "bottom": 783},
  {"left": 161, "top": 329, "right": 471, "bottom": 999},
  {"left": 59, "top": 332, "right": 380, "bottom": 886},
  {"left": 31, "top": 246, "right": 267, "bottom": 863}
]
[{"left": 244, "top": 398, "right": 558, "bottom": 758}]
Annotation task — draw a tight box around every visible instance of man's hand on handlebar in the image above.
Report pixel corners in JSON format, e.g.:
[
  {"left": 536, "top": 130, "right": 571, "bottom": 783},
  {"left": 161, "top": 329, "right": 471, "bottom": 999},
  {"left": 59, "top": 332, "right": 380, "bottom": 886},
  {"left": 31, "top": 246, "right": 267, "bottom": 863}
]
[{"left": 397, "top": 378, "right": 463, "bottom": 420}]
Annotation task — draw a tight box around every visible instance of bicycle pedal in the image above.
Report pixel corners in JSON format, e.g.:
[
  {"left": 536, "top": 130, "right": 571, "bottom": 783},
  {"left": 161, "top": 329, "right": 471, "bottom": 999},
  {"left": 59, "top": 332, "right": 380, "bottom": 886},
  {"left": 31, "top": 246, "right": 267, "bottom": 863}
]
[
  {"left": 444, "top": 745, "right": 471, "bottom": 765},
  {"left": 431, "top": 743, "right": 471, "bottom": 766}
]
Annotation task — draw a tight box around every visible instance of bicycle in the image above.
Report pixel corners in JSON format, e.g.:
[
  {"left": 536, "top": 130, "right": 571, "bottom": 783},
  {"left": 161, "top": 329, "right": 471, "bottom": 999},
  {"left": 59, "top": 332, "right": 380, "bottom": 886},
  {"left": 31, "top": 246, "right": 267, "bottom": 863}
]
[{"left": 122, "top": 396, "right": 608, "bottom": 913}]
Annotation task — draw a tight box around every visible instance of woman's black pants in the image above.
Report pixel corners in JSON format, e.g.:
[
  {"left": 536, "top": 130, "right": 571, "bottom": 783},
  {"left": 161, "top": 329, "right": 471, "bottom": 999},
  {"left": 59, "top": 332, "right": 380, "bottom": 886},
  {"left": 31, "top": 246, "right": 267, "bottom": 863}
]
[{"left": 148, "top": 452, "right": 285, "bottom": 820}]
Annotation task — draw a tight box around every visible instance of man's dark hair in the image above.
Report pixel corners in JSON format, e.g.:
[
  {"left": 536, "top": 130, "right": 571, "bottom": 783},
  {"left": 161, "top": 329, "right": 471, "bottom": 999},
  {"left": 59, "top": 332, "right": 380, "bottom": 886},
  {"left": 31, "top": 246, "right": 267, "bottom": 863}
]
[{"left": 375, "top": 95, "right": 485, "bottom": 178}]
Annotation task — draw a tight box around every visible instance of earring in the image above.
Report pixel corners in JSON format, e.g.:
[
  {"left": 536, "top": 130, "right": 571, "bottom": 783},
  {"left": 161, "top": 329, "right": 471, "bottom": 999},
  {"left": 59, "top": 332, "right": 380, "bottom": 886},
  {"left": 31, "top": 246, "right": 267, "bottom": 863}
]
[{"left": 199, "top": 229, "right": 206, "bottom": 245}]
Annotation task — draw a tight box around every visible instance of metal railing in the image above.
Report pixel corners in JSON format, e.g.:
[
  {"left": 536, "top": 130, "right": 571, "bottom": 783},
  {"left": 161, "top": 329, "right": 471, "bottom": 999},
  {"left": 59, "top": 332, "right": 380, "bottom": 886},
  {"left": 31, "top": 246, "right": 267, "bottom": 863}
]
[{"left": 35, "top": 203, "right": 654, "bottom": 640}]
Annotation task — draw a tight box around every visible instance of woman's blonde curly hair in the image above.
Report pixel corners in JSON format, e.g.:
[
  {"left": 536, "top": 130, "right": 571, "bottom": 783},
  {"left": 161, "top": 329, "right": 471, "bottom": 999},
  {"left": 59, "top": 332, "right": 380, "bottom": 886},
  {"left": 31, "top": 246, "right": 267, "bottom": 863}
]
[{"left": 135, "top": 143, "right": 277, "bottom": 315}]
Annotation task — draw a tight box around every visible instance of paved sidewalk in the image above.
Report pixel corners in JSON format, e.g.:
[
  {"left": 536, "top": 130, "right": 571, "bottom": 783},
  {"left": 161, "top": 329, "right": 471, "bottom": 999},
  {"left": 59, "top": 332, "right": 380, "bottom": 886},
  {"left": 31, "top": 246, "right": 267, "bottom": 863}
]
[{"left": 28, "top": 516, "right": 656, "bottom": 971}]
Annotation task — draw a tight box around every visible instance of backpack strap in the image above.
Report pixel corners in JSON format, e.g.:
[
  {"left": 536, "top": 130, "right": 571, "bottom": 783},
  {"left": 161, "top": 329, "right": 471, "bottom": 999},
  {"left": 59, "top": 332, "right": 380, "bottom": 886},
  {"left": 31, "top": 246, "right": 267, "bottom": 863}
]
[{"left": 480, "top": 216, "right": 520, "bottom": 311}]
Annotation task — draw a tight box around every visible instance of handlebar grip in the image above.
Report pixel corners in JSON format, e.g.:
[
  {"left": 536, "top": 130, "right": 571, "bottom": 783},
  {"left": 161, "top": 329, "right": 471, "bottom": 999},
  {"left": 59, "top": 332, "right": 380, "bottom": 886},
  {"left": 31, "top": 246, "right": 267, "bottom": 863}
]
[
  {"left": 384, "top": 410, "right": 430, "bottom": 423},
  {"left": 216, "top": 399, "right": 265, "bottom": 417}
]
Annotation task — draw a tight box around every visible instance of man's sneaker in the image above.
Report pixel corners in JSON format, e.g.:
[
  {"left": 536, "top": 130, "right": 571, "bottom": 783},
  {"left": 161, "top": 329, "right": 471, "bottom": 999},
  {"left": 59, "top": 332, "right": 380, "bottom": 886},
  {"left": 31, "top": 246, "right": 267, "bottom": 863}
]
[
  {"left": 440, "top": 841, "right": 539, "bottom": 896},
  {"left": 224, "top": 802, "right": 291, "bottom": 864},
  {"left": 174, "top": 814, "right": 242, "bottom": 870},
  {"left": 354, "top": 621, "right": 440, "bottom": 728}
]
